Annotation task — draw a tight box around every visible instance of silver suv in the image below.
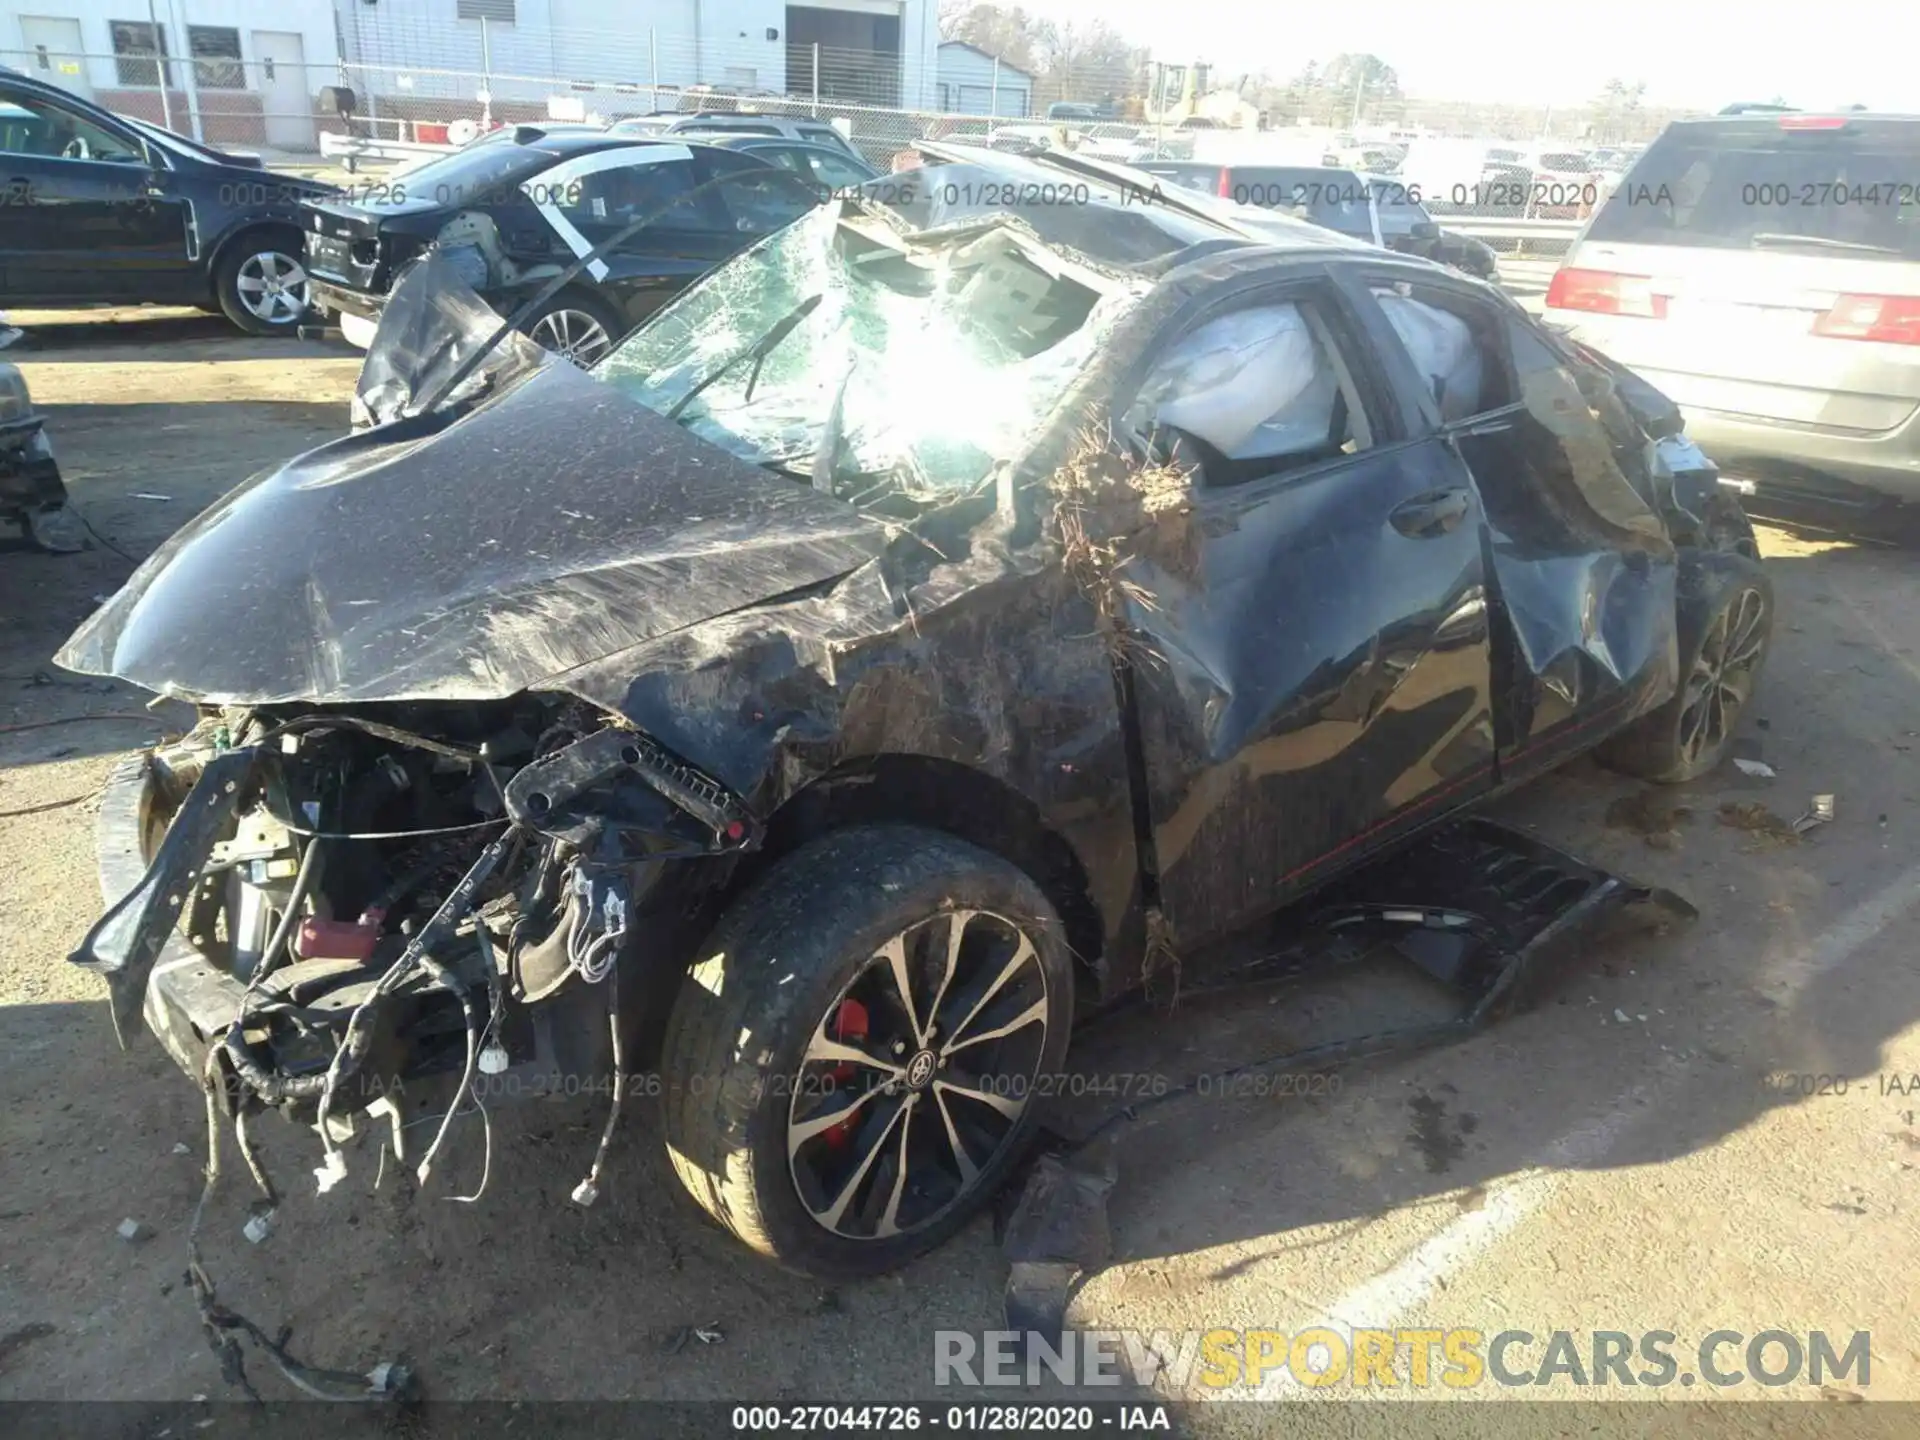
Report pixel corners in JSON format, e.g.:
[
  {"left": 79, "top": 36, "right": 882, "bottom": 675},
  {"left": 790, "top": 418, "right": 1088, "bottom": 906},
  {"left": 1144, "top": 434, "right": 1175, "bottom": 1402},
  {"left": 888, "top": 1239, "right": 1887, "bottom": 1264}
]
[{"left": 1544, "top": 113, "right": 1920, "bottom": 505}]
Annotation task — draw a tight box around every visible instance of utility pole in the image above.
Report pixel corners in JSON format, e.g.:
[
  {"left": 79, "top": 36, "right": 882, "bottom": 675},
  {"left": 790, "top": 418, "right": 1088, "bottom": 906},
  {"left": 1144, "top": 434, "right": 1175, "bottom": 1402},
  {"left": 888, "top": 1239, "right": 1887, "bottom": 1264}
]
[
  {"left": 145, "top": 0, "right": 174, "bottom": 133},
  {"left": 167, "top": 0, "right": 203, "bottom": 141},
  {"left": 479, "top": 15, "right": 493, "bottom": 129}
]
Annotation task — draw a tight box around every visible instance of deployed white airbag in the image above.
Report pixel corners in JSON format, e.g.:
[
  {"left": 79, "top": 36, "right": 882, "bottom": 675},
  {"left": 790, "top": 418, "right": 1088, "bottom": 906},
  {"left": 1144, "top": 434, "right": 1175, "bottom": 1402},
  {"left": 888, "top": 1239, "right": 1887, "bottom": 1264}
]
[
  {"left": 1137, "top": 304, "right": 1339, "bottom": 460},
  {"left": 1374, "top": 291, "right": 1485, "bottom": 422}
]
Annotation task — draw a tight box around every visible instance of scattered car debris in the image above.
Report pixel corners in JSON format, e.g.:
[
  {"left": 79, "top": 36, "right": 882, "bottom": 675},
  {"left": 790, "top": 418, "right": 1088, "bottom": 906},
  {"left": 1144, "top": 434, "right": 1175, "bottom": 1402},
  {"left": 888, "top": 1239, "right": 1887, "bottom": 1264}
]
[
  {"left": 130, "top": 493, "right": 173, "bottom": 503},
  {"left": 997, "top": 818, "right": 1696, "bottom": 1322},
  {"left": 661, "top": 1323, "right": 726, "bottom": 1355},
  {"left": 1794, "top": 794, "right": 1836, "bottom": 835},
  {"left": 1000, "top": 1141, "right": 1118, "bottom": 1352},
  {"left": 116, "top": 1218, "right": 152, "bottom": 1244},
  {"left": 1732, "top": 757, "right": 1777, "bottom": 779}
]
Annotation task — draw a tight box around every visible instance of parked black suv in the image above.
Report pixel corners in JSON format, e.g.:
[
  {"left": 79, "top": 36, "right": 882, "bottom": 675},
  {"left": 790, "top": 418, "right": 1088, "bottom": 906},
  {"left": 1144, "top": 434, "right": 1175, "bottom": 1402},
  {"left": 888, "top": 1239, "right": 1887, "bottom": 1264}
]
[
  {"left": 304, "top": 129, "right": 824, "bottom": 365},
  {"left": 0, "top": 70, "right": 338, "bottom": 334}
]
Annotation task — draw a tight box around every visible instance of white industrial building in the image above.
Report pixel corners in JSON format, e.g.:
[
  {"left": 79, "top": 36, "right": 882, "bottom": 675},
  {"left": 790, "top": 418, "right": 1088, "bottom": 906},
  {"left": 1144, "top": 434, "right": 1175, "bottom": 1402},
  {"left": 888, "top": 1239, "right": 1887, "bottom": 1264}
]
[
  {"left": 932, "top": 40, "right": 1029, "bottom": 118},
  {"left": 0, "top": 0, "right": 337, "bottom": 147},
  {"left": 1, "top": 0, "right": 943, "bottom": 149}
]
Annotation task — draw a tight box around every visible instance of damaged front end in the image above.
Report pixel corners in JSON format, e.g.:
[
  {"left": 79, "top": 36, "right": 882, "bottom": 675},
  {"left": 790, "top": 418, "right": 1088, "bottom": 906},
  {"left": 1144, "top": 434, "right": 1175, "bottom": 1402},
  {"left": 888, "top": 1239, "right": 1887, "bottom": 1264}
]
[
  {"left": 58, "top": 181, "right": 1149, "bottom": 1163},
  {"left": 75, "top": 702, "right": 755, "bottom": 1156}
]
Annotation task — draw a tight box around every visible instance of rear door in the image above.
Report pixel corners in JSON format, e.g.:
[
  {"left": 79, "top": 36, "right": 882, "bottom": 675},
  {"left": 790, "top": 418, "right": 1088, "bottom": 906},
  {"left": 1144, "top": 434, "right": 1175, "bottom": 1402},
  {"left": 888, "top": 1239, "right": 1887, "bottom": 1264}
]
[
  {"left": 1548, "top": 117, "right": 1920, "bottom": 435},
  {"left": 1114, "top": 275, "right": 1497, "bottom": 945},
  {"left": 1354, "top": 272, "right": 1680, "bottom": 774},
  {"left": 533, "top": 144, "right": 735, "bottom": 324}
]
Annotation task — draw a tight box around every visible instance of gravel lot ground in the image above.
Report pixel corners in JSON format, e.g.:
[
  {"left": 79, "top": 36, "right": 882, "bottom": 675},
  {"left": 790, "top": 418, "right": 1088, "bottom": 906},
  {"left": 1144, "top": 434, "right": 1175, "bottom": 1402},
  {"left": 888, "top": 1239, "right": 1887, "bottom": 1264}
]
[{"left": 3, "top": 306, "right": 1918, "bottom": 1436}]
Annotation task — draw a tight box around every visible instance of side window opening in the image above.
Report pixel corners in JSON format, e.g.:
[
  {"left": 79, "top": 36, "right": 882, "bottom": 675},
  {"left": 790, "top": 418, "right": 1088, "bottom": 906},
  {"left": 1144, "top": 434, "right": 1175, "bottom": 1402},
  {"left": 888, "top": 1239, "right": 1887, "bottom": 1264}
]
[
  {"left": 714, "top": 168, "right": 817, "bottom": 235},
  {"left": 1378, "top": 281, "right": 1666, "bottom": 545},
  {"left": 0, "top": 95, "right": 143, "bottom": 164},
  {"left": 557, "top": 159, "right": 705, "bottom": 237},
  {"left": 1369, "top": 281, "right": 1509, "bottom": 420},
  {"left": 1129, "top": 300, "right": 1374, "bottom": 490}
]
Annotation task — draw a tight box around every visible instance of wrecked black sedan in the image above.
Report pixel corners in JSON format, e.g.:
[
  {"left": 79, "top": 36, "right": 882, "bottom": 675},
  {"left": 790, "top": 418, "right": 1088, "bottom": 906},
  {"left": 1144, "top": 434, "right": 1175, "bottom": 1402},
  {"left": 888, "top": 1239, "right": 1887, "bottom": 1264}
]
[{"left": 57, "top": 147, "right": 1770, "bottom": 1281}]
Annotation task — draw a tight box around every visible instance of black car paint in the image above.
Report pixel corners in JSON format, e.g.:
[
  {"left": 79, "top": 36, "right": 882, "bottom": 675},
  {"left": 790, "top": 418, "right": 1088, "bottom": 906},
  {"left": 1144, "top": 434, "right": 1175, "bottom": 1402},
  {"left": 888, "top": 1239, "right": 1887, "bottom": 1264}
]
[
  {"left": 304, "top": 135, "right": 819, "bottom": 337},
  {"left": 63, "top": 176, "right": 1688, "bottom": 1015},
  {"left": 0, "top": 71, "right": 335, "bottom": 307},
  {"left": 57, "top": 361, "right": 892, "bottom": 705},
  {"left": 697, "top": 136, "right": 882, "bottom": 192}
]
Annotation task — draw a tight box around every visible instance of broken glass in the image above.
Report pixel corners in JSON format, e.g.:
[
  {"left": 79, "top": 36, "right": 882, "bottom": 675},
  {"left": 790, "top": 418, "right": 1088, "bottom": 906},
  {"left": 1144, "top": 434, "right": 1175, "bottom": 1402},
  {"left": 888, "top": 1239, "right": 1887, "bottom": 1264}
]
[{"left": 596, "top": 206, "right": 1143, "bottom": 501}]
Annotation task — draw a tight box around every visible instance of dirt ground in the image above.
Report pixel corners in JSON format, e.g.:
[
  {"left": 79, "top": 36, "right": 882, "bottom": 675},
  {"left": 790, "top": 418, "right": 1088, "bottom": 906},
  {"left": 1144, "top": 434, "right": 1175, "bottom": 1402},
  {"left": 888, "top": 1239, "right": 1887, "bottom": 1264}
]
[{"left": 5, "top": 307, "right": 1920, "bottom": 1432}]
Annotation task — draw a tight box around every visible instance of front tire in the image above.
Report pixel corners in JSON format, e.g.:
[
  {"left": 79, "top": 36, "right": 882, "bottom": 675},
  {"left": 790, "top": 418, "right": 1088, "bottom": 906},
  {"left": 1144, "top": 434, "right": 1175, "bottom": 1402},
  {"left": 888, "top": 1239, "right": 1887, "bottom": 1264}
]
[
  {"left": 660, "top": 825, "right": 1074, "bottom": 1279},
  {"left": 1599, "top": 550, "right": 1773, "bottom": 783}
]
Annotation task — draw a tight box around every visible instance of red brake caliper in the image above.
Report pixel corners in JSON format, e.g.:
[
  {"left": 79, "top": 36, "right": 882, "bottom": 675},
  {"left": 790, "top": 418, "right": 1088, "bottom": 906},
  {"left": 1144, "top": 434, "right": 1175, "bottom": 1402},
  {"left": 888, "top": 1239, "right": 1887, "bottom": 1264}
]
[{"left": 822, "top": 998, "right": 870, "bottom": 1150}]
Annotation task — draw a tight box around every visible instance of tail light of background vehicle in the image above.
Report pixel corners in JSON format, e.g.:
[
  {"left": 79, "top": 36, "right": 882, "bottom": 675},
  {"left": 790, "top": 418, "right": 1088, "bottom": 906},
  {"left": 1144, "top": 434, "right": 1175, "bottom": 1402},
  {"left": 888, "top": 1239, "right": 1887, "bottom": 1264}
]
[
  {"left": 1811, "top": 293, "right": 1920, "bottom": 345},
  {"left": 1544, "top": 267, "right": 1669, "bottom": 318}
]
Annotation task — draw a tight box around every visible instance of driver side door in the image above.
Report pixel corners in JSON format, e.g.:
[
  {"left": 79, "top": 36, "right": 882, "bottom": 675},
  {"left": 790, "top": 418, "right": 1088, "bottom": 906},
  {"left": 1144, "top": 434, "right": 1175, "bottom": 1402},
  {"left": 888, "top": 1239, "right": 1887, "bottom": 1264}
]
[{"left": 0, "top": 85, "right": 190, "bottom": 301}]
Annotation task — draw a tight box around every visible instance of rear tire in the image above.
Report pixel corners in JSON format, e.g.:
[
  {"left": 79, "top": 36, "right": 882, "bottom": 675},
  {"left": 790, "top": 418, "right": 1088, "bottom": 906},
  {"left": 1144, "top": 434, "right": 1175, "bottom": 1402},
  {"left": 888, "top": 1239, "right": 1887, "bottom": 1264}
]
[
  {"left": 214, "top": 232, "right": 312, "bottom": 336},
  {"left": 660, "top": 825, "right": 1073, "bottom": 1279},
  {"left": 517, "top": 290, "right": 624, "bottom": 368},
  {"left": 1598, "top": 550, "right": 1773, "bottom": 784}
]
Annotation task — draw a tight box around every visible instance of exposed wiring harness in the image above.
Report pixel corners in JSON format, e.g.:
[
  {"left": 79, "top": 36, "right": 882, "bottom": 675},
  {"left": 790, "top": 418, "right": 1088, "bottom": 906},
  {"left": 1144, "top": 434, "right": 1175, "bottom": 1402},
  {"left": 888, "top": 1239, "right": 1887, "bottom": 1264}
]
[
  {"left": 310, "top": 832, "right": 515, "bottom": 1191},
  {"left": 570, "top": 966, "right": 627, "bottom": 1208},
  {"left": 187, "top": 1047, "right": 412, "bottom": 1404}
]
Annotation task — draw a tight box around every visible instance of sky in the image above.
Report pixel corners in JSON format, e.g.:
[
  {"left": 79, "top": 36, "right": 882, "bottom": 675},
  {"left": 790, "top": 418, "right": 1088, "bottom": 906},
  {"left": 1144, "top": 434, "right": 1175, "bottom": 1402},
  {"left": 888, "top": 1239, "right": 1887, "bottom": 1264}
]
[{"left": 1014, "top": 0, "right": 1911, "bottom": 112}]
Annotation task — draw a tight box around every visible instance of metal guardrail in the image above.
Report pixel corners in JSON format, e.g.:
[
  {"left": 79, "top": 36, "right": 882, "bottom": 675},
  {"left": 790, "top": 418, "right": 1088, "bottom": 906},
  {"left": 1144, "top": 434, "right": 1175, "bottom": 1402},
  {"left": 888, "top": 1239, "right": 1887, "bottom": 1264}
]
[
  {"left": 319, "top": 131, "right": 468, "bottom": 172},
  {"left": 1434, "top": 215, "right": 1578, "bottom": 292},
  {"left": 1495, "top": 258, "right": 1563, "bottom": 291},
  {"left": 1435, "top": 216, "right": 1584, "bottom": 240}
]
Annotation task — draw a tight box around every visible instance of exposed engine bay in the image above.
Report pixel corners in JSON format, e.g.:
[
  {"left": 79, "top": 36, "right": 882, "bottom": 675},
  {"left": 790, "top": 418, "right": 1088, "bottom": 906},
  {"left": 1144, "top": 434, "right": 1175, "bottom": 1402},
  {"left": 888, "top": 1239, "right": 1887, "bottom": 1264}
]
[{"left": 78, "top": 699, "right": 757, "bottom": 1211}]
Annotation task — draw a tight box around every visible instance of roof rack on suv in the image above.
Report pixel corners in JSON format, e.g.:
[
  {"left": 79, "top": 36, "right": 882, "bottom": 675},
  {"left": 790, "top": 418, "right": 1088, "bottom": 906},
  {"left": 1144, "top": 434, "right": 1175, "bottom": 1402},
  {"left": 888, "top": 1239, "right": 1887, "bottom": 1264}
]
[{"left": 1717, "top": 102, "right": 1797, "bottom": 115}]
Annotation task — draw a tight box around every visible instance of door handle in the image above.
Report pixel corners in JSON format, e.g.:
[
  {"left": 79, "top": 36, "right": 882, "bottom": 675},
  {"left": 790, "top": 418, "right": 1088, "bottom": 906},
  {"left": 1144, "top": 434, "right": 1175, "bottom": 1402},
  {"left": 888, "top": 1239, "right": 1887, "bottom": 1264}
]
[{"left": 1389, "top": 487, "right": 1472, "bottom": 538}]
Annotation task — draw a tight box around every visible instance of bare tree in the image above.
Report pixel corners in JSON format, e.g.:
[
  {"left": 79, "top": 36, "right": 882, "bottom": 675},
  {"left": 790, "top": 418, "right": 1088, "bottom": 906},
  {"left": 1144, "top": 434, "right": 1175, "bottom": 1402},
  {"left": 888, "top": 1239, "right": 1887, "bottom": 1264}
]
[{"left": 1592, "top": 77, "right": 1647, "bottom": 143}]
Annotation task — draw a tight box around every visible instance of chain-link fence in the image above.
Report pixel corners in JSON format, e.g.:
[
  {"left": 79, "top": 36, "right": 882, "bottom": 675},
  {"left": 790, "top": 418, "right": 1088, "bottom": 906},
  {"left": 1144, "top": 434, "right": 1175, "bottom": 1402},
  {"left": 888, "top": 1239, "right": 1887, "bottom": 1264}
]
[{"left": 3, "top": 13, "right": 1702, "bottom": 217}]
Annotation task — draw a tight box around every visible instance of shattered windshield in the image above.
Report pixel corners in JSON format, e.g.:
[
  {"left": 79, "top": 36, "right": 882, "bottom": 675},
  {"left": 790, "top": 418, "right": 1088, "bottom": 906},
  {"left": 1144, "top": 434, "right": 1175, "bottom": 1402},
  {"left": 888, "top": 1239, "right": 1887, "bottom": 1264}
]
[{"left": 593, "top": 203, "right": 1143, "bottom": 506}]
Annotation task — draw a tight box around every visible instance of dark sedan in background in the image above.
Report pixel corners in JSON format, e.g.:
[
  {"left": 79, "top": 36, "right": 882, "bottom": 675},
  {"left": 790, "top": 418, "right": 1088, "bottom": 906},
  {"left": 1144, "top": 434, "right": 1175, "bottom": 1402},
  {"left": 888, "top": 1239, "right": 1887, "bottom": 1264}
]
[
  {"left": 1135, "top": 161, "right": 1498, "bottom": 280},
  {"left": 303, "top": 129, "right": 823, "bottom": 365},
  {"left": 695, "top": 134, "right": 880, "bottom": 193},
  {"left": 0, "top": 69, "right": 337, "bottom": 334}
]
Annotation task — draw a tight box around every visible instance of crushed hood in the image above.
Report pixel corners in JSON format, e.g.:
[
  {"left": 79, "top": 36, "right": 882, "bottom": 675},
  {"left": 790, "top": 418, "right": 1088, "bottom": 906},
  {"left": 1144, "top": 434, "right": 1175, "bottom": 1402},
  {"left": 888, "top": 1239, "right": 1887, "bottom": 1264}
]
[{"left": 56, "top": 361, "right": 892, "bottom": 705}]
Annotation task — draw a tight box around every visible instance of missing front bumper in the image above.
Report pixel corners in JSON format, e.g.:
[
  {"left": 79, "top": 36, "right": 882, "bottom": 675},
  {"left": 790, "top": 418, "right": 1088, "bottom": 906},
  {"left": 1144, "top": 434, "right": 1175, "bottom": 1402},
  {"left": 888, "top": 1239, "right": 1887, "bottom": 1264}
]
[{"left": 73, "top": 746, "right": 258, "bottom": 1056}]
